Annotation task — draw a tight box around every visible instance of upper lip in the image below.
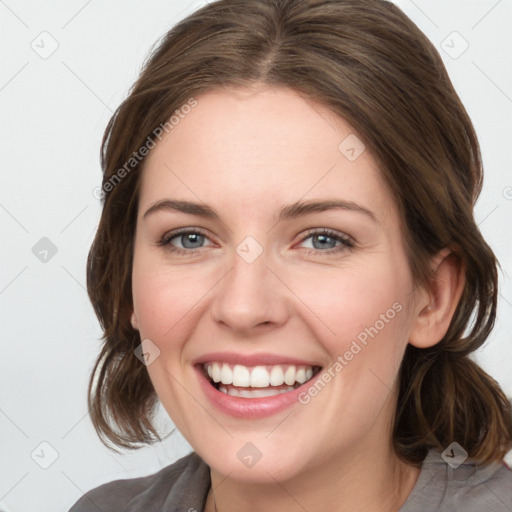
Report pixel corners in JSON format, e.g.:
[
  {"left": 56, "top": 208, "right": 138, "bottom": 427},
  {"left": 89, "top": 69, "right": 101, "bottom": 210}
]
[{"left": 193, "top": 351, "right": 322, "bottom": 367}]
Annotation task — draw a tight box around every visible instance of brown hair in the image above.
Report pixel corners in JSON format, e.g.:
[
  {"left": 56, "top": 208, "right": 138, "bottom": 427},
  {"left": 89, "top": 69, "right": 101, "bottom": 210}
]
[{"left": 86, "top": 0, "right": 512, "bottom": 463}]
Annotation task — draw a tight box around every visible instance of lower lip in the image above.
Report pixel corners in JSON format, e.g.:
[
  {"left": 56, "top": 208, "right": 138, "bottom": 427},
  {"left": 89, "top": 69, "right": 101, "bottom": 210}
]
[{"left": 195, "top": 365, "right": 318, "bottom": 419}]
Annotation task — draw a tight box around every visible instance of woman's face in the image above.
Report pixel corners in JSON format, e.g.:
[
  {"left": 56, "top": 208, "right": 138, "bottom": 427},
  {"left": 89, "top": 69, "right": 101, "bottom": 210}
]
[{"left": 131, "top": 85, "right": 420, "bottom": 481}]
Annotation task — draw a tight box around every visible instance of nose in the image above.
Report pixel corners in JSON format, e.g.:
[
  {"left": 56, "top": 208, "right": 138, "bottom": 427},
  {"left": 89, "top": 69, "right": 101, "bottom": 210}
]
[{"left": 210, "top": 244, "right": 290, "bottom": 335}]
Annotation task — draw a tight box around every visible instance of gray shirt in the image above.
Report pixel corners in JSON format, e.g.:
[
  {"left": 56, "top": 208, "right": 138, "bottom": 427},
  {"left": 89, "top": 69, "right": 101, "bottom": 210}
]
[{"left": 68, "top": 449, "right": 512, "bottom": 511}]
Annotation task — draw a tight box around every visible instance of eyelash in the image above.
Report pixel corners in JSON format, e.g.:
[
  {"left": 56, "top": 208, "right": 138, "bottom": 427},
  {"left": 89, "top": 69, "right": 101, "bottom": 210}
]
[{"left": 157, "top": 227, "right": 354, "bottom": 257}]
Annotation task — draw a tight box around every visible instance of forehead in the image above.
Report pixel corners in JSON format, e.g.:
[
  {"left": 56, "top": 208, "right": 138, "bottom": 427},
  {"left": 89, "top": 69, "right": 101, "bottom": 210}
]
[{"left": 139, "top": 85, "right": 395, "bottom": 223}]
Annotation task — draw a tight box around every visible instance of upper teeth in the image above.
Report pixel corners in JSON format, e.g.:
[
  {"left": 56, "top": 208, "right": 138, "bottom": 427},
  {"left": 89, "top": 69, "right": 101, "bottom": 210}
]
[{"left": 204, "top": 362, "right": 315, "bottom": 387}]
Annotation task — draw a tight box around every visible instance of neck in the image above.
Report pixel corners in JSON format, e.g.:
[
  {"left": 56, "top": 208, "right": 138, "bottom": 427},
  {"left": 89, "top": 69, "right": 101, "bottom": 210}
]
[{"left": 205, "top": 441, "right": 420, "bottom": 512}]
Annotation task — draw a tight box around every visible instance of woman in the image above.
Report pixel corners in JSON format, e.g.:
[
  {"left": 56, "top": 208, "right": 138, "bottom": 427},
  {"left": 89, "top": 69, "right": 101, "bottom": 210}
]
[{"left": 69, "top": 0, "right": 512, "bottom": 510}]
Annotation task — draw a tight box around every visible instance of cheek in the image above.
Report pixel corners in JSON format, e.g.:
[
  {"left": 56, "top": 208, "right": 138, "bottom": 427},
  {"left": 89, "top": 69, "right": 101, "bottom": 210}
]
[
  {"left": 286, "top": 258, "right": 412, "bottom": 387},
  {"left": 131, "top": 256, "right": 215, "bottom": 347},
  {"left": 297, "top": 264, "right": 408, "bottom": 338},
  {"left": 130, "top": 257, "right": 215, "bottom": 431}
]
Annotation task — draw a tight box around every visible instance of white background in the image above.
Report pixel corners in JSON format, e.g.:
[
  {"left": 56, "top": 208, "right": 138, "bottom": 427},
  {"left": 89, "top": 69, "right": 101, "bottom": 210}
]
[{"left": 0, "top": 1, "right": 511, "bottom": 510}]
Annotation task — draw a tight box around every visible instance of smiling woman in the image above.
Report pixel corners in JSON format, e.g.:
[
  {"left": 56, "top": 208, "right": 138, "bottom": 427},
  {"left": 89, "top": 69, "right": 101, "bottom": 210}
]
[{"left": 69, "top": 0, "right": 512, "bottom": 511}]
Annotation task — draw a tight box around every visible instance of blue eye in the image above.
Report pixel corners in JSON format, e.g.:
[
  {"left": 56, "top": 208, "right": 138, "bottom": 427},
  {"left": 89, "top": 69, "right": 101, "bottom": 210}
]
[
  {"left": 159, "top": 228, "right": 213, "bottom": 255},
  {"left": 297, "top": 229, "right": 354, "bottom": 255},
  {"left": 158, "top": 228, "right": 354, "bottom": 256}
]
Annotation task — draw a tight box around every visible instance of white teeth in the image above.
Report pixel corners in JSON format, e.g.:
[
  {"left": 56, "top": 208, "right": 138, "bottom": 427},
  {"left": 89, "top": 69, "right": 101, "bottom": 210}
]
[
  {"left": 250, "top": 366, "right": 269, "bottom": 387},
  {"left": 205, "top": 362, "right": 317, "bottom": 388},
  {"left": 233, "top": 365, "right": 250, "bottom": 387},
  {"left": 284, "top": 366, "right": 296, "bottom": 386},
  {"left": 212, "top": 363, "right": 221, "bottom": 383},
  {"left": 219, "top": 385, "right": 296, "bottom": 398},
  {"left": 295, "top": 367, "right": 307, "bottom": 384},
  {"left": 220, "top": 363, "right": 233, "bottom": 385},
  {"left": 269, "top": 365, "right": 284, "bottom": 386}
]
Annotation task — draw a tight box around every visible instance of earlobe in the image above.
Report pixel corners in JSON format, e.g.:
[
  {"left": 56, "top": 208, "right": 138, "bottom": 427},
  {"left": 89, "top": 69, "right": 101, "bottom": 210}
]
[
  {"left": 409, "top": 248, "right": 465, "bottom": 349},
  {"left": 131, "top": 310, "right": 139, "bottom": 330}
]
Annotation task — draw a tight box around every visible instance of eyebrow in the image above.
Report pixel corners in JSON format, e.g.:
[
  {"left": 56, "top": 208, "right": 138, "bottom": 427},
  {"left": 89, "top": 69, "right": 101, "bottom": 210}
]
[{"left": 142, "top": 198, "right": 378, "bottom": 224}]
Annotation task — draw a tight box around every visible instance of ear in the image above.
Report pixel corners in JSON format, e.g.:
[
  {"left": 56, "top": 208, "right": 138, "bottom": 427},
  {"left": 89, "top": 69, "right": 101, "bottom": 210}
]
[
  {"left": 408, "top": 248, "right": 465, "bottom": 349},
  {"left": 130, "top": 309, "right": 139, "bottom": 330}
]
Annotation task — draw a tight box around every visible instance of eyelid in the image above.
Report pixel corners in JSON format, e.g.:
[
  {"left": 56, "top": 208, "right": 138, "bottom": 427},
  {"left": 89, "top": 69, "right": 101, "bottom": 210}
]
[
  {"left": 160, "top": 226, "right": 208, "bottom": 240},
  {"left": 296, "top": 227, "right": 354, "bottom": 245},
  {"left": 295, "top": 228, "right": 354, "bottom": 254},
  {"left": 157, "top": 226, "right": 355, "bottom": 255},
  {"left": 159, "top": 227, "right": 214, "bottom": 247}
]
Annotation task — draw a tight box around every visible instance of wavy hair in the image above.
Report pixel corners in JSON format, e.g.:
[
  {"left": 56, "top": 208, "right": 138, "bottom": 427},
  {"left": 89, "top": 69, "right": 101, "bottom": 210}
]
[{"left": 86, "top": 0, "right": 512, "bottom": 463}]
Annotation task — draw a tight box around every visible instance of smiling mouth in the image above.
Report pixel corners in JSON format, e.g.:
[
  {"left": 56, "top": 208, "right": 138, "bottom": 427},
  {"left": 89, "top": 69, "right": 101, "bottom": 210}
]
[{"left": 201, "top": 362, "right": 322, "bottom": 398}]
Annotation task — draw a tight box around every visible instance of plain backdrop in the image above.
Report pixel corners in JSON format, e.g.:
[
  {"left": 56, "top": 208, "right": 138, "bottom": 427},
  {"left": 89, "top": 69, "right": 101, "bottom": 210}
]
[{"left": 0, "top": 1, "right": 511, "bottom": 510}]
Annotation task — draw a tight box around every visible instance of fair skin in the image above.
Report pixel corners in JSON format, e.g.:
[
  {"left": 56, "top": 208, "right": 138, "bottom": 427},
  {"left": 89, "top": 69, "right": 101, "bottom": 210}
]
[{"left": 130, "top": 84, "right": 464, "bottom": 512}]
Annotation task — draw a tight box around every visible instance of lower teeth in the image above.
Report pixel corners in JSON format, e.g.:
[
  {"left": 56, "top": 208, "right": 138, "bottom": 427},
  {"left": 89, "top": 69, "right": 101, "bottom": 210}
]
[{"left": 217, "top": 385, "right": 296, "bottom": 398}]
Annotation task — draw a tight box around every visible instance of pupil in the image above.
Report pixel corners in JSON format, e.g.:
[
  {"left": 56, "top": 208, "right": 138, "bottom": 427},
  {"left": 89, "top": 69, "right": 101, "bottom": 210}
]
[
  {"left": 182, "top": 233, "right": 204, "bottom": 249},
  {"left": 313, "top": 234, "right": 335, "bottom": 250}
]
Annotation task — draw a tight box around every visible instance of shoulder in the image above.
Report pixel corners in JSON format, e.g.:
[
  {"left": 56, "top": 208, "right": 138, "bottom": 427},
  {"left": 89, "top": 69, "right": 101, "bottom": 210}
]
[
  {"left": 401, "top": 449, "right": 512, "bottom": 512},
  {"left": 67, "top": 451, "right": 211, "bottom": 512}
]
